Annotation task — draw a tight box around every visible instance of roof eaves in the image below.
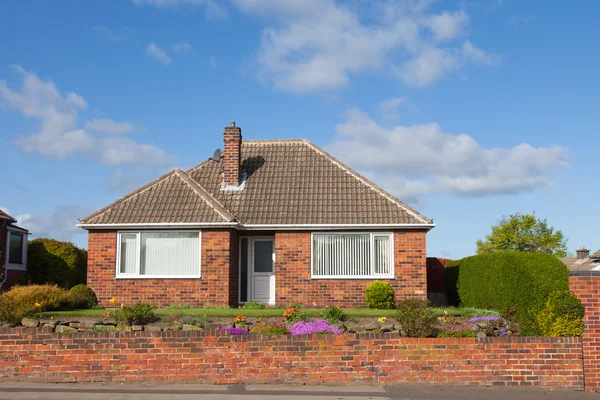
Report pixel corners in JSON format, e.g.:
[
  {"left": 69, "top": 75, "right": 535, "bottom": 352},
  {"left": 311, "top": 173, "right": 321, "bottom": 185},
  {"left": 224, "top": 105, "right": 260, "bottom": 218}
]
[
  {"left": 302, "top": 140, "right": 433, "bottom": 225},
  {"left": 173, "top": 169, "right": 235, "bottom": 222}
]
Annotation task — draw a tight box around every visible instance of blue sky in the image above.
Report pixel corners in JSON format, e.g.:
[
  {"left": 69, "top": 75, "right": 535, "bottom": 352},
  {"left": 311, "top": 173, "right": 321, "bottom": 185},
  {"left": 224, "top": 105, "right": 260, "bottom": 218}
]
[{"left": 0, "top": 0, "right": 598, "bottom": 259}]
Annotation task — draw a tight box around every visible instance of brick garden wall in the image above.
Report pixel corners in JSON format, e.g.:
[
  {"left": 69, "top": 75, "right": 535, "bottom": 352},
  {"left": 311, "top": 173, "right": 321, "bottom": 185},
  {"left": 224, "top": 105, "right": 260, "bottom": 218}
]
[
  {"left": 275, "top": 230, "right": 427, "bottom": 307},
  {"left": 87, "top": 229, "right": 238, "bottom": 307},
  {"left": 0, "top": 330, "right": 583, "bottom": 388}
]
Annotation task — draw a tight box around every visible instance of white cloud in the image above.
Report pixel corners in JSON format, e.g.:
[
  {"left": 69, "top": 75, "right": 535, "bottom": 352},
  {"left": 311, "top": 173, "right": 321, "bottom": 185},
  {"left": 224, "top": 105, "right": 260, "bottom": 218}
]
[
  {"left": 0, "top": 66, "right": 94, "bottom": 159},
  {"left": 377, "top": 96, "right": 413, "bottom": 121},
  {"left": 131, "top": 0, "right": 227, "bottom": 19},
  {"left": 146, "top": 42, "right": 173, "bottom": 65},
  {"left": 84, "top": 118, "right": 139, "bottom": 135},
  {"left": 233, "top": 0, "right": 493, "bottom": 92},
  {"left": 171, "top": 41, "right": 193, "bottom": 54},
  {"left": 326, "top": 109, "right": 568, "bottom": 201},
  {"left": 0, "top": 206, "right": 90, "bottom": 242},
  {"left": 100, "top": 137, "right": 175, "bottom": 166},
  {"left": 0, "top": 66, "right": 175, "bottom": 166}
]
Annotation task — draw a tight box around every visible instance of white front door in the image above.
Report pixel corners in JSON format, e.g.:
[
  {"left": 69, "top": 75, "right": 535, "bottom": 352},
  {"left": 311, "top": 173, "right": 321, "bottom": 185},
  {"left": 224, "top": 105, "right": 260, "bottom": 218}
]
[{"left": 251, "top": 238, "right": 275, "bottom": 304}]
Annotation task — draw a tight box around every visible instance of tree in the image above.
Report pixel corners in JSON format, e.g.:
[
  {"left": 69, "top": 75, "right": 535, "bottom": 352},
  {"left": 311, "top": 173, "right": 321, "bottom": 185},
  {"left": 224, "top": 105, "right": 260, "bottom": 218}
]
[
  {"left": 476, "top": 213, "right": 567, "bottom": 257},
  {"left": 27, "top": 238, "right": 88, "bottom": 288}
]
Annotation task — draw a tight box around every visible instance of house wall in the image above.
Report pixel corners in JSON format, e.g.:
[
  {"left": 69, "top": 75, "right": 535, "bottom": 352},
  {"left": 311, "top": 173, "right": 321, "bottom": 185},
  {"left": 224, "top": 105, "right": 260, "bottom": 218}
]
[
  {"left": 0, "top": 220, "right": 7, "bottom": 290},
  {"left": 87, "top": 229, "right": 238, "bottom": 307},
  {"left": 275, "top": 230, "right": 427, "bottom": 307}
]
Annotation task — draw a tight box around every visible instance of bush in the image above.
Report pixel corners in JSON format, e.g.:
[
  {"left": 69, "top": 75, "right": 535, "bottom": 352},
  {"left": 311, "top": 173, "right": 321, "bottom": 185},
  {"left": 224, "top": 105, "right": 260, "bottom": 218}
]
[
  {"left": 250, "top": 323, "right": 289, "bottom": 334},
  {"left": 322, "top": 306, "right": 347, "bottom": 324},
  {"left": 27, "top": 238, "right": 87, "bottom": 288},
  {"left": 113, "top": 302, "right": 158, "bottom": 325},
  {"left": 396, "top": 299, "right": 437, "bottom": 337},
  {"left": 68, "top": 284, "right": 98, "bottom": 309},
  {"left": 537, "top": 290, "right": 584, "bottom": 336},
  {"left": 0, "top": 284, "right": 71, "bottom": 323},
  {"left": 437, "top": 329, "right": 476, "bottom": 338},
  {"left": 549, "top": 316, "right": 583, "bottom": 337},
  {"left": 448, "top": 252, "right": 569, "bottom": 335},
  {"left": 241, "top": 302, "right": 266, "bottom": 309},
  {"left": 365, "top": 281, "right": 396, "bottom": 309}
]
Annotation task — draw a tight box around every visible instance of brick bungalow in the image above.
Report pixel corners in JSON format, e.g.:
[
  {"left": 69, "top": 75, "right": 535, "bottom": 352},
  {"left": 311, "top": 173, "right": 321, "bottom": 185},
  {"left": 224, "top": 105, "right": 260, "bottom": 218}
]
[
  {"left": 0, "top": 209, "right": 29, "bottom": 291},
  {"left": 79, "top": 123, "right": 435, "bottom": 307}
]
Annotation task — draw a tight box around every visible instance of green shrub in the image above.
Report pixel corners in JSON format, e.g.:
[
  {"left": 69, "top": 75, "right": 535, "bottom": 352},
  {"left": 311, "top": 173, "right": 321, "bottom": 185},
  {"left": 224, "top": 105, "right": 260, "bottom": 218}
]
[
  {"left": 437, "top": 329, "right": 476, "bottom": 338},
  {"left": 178, "top": 315, "right": 208, "bottom": 328},
  {"left": 322, "top": 306, "right": 347, "bottom": 324},
  {"left": 0, "top": 284, "right": 71, "bottom": 323},
  {"left": 68, "top": 284, "right": 98, "bottom": 309},
  {"left": 451, "top": 252, "right": 569, "bottom": 335},
  {"left": 27, "top": 238, "right": 87, "bottom": 288},
  {"left": 250, "top": 324, "right": 289, "bottom": 334},
  {"left": 241, "top": 302, "right": 266, "bottom": 309},
  {"left": 537, "top": 290, "right": 584, "bottom": 336},
  {"left": 114, "top": 302, "right": 158, "bottom": 325},
  {"left": 365, "top": 281, "right": 396, "bottom": 309},
  {"left": 396, "top": 299, "right": 437, "bottom": 338},
  {"left": 549, "top": 316, "right": 583, "bottom": 337}
]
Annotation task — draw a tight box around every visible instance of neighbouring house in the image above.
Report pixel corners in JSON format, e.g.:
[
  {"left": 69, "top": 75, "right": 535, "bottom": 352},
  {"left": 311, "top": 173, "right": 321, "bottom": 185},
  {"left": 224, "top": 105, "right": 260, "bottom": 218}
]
[
  {"left": 560, "top": 246, "right": 600, "bottom": 271},
  {"left": 79, "top": 123, "right": 435, "bottom": 307},
  {"left": 0, "top": 209, "right": 29, "bottom": 290}
]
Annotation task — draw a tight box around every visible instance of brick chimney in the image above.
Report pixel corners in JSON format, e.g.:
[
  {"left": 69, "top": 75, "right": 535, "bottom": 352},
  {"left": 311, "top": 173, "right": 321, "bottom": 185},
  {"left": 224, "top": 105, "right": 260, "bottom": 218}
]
[
  {"left": 576, "top": 246, "right": 590, "bottom": 260},
  {"left": 223, "top": 121, "right": 242, "bottom": 187}
]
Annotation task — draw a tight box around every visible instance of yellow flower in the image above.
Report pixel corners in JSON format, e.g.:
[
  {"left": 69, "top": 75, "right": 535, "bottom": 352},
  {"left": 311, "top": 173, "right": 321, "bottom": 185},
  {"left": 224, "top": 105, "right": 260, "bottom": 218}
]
[
  {"left": 120, "top": 303, "right": 125, "bottom": 309},
  {"left": 378, "top": 317, "right": 387, "bottom": 324},
  {"left": 110, "top": 297, "right": 117, "bottom": 305},
  {"left": 34, "top": 302, "right": 42, "bottom": 308}
]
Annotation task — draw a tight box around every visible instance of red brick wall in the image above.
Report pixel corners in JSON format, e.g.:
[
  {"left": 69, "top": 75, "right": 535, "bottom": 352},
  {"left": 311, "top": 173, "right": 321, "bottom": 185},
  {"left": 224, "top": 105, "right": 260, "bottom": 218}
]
[
  {"left": 275, "top": 231, "right": 427, "bottom": 307},
  {"left": 0, "top": 220, "right": 7, "bottom": 290},
  {"left": 3, "top": 270, "right": 27, "bottom": 290},
  {"left": 87, "top": 229, "right": 237, "bottom": 307},
  {"left": 0, "top": 330, "right": 583, "bottom": 388},
  {"left": 569, "top": 271, "right": 600, "bottom": 392}
]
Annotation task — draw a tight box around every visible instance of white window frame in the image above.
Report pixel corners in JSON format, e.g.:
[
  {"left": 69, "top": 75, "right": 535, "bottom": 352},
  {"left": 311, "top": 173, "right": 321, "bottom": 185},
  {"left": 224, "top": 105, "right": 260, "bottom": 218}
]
[
  {"left": 310, "top": 232, "right": 394, "bottom": 279},
  {"left": 115, "top": 231, "right": 202, "bottom": 279},
  {"left": 5, "top": 229, "right": 28, "bottom": 271}
]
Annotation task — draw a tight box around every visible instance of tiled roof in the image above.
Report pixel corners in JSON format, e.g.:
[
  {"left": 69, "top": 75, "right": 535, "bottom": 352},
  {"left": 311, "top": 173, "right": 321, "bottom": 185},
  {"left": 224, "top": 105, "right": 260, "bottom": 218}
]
[
  {"left": 560, "top": 250, "right": 600, "bottom": 271},
  {"left": 0, "top": 209, "right": 14, "bottom": 222},
  {"left": 82, "top": 139, "right": 432, "bottom": 227},
  {"left": 81, "top": 169, "right": 234, "bottom": 224}
]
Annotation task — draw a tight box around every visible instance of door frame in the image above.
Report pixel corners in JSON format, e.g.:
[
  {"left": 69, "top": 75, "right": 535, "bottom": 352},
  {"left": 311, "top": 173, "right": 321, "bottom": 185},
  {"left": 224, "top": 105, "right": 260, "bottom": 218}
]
[{"left": 238, "top": 236, "right": 275, "bottom": 305}]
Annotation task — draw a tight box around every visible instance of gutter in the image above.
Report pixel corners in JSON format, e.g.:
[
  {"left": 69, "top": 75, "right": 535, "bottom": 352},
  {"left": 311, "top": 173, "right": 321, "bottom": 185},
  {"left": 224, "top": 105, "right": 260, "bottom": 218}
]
[
  {"left": 77, "top": 222, "right": 240, "bottom": 230},
  {"left": 78, "top": 222, "right": 435, "bottom": 231}
]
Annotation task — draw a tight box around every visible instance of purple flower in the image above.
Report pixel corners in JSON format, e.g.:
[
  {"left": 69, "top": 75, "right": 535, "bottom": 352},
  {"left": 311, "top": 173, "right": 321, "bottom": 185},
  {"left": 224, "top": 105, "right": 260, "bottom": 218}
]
[
  {"left": 499, "top": 327, "right": 508, "bottom": 337},
  {"left": 469, "top": 316, "right": 501, "bottom": 323},
  {"left": 217, "top": 327, "right": 248, "bottom": 335},
  {"left": 290, "top": 319, "right": 342, "bottom": 335}
]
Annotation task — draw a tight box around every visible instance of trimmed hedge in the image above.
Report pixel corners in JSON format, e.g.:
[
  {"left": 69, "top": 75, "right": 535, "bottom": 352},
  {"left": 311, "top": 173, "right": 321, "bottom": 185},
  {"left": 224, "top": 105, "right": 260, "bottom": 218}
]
[
  {"left": 445, "top": 252, "right": 569, "bottom": 335},
  {"left": 27, "top": 238, "right": 87, "bottom": 289}
]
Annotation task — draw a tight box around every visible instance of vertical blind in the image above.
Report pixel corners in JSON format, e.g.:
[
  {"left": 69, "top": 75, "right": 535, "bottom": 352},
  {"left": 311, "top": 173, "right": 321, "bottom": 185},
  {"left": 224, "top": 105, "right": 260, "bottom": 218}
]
[
  {"left": 312, "top": 233, "right": 393, "bottom": 277},
  {"left": 118, "top": 232, "right": 200, "bottom": 277}
]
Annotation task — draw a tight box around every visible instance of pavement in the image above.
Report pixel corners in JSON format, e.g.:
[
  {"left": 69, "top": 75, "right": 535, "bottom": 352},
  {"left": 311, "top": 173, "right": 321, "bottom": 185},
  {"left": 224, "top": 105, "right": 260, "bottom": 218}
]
[{"left": 0, "top": 383, "right": 596, "bottom": 400}]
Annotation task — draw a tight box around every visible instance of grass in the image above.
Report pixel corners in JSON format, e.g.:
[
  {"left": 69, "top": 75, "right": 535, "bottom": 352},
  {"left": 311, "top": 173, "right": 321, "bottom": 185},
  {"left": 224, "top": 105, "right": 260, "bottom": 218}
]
[{"left": 40, "top": 306, "right": 495, "bottom": 318}]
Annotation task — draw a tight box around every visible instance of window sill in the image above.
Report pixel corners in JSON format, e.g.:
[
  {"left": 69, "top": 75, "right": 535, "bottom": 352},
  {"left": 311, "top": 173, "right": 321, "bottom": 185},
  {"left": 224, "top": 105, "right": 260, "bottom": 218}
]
[
  {"left": 6, "top": 264, "right": 27, "bottom": 271},
  {"left": 115, "top": 275, "right": 201, "bottom": 280},
  {"left": 311, "top": 275, "right": 395, "bottom": 280}
]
